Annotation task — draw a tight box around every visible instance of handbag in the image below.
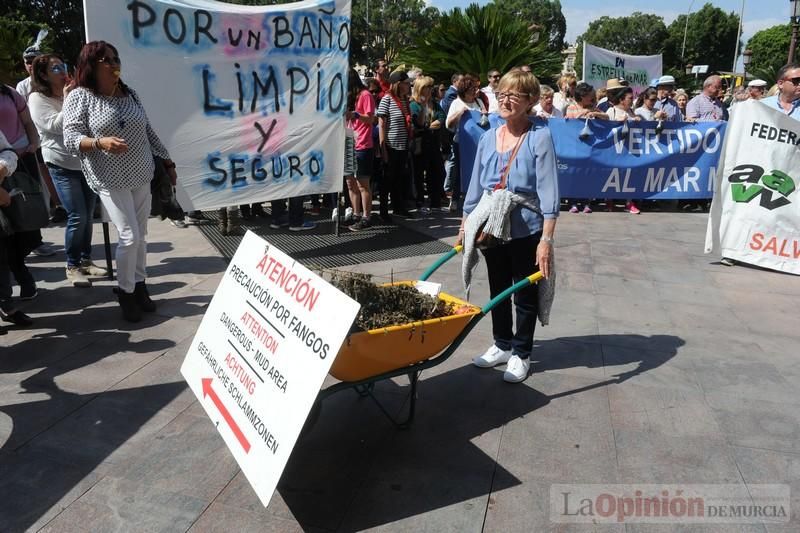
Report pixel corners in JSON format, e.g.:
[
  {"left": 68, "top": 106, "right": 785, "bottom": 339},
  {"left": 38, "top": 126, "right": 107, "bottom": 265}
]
[
  {"left": 475, "top": 127, "right": 529, "bottom": 250},
  {"left": 0, "top": 148, "right": 50, "bottom": 234}
]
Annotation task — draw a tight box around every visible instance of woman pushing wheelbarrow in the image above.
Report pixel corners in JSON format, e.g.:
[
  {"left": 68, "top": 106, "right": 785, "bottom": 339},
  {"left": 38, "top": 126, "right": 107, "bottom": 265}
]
[{"left": 459, "top": 69, "right": 559, "bottom": 383}]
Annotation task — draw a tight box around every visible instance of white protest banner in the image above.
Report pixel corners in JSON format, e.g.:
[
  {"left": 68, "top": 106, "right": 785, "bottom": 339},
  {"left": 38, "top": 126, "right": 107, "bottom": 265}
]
[
  {"left": 84, "top": 0, "right": 351, "bottom": 210},
  {"left": 180, "top": 231, "right": 360, "bottom": 506},
  {"left": 705, "top": 100, "right": 800, "bottom": 275},
  {"left": 582, "top": 43, "right": 662, "bottom": 95}
]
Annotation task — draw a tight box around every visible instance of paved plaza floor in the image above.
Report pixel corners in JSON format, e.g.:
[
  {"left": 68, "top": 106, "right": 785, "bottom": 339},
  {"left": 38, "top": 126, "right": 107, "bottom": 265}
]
[{"left": 1, "top": 208, "right": 798, "bottom": 532}]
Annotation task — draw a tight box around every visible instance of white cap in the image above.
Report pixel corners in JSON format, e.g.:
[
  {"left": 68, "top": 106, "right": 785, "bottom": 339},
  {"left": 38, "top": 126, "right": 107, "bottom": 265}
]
[
  {"left": 748, "top": 79, "right": 767, "bottom": 88},
  {"left": 656, "top": 75, "right": 676, "bottom": 86}
]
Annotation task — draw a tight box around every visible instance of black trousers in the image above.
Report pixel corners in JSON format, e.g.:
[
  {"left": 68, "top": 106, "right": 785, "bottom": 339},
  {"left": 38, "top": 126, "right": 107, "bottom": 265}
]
[
  {"left": 381, "top": 147, "right": 411, "bottom": 215},
  {"left": 413, "top": 140, "right": 444, "bottom": 209},
  {"left": 481, "top": 233, "right": 541, "bottom": 360}
]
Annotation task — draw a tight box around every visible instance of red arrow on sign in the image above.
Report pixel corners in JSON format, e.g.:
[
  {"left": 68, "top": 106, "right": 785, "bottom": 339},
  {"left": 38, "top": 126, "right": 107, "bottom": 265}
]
[{"left": 202, "top": 377, "right": 251, "bottom": 454}]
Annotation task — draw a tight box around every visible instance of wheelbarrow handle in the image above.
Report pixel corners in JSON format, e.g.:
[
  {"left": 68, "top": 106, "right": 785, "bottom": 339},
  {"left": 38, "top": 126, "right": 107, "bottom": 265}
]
[
  {"left": 481, "top": 271, "right": 544, "bottom": 314},
  {"left": 419, "top": 245, "right": 463, "bottom": 281}
]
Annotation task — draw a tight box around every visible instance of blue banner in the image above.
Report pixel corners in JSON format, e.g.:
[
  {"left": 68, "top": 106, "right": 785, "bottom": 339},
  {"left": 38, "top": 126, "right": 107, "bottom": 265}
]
[{"left": 459, "top": 111, "right": 727, "bottom": 199}]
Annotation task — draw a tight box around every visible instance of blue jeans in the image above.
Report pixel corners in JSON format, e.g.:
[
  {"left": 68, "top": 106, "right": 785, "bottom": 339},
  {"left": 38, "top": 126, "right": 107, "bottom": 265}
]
[{"left": 48, "top": 165, "right": 97, "bottom": 267}]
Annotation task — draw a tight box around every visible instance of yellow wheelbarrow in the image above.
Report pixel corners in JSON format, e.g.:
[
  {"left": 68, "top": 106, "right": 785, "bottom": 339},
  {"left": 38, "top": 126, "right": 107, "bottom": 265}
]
[{"left": 307, "top": 246, "right": 544, "bottom": 430}]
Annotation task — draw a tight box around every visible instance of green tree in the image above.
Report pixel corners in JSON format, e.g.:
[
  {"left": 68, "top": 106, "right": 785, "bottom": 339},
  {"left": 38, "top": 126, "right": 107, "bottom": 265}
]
[
  {"left": 575, "top": 12, "right": 668, "bottom": 78},
  {"left": 223, "top": 0, "right": 438, "bottom": 67},
  {"left": 402, "top": 3, "right": 561, "bottom": 84},
  {"left": 1, "top": 1, "right": 83, "bottom": 65},
  {"left": 0, "top": 16, "right": 52, "bottom": 85},
  {"left": 746, "top": 24, "right": 792, "bottom": 79},
  {"left": 492, "top": 0, "right": 566, "bottom": 52},
  {"left": 663, "top": 3, "right": 740, "bottom": 73}
]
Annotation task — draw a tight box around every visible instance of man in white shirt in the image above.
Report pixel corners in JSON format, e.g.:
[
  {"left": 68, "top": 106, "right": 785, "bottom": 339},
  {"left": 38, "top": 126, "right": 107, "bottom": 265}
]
[
  {"left": 481, "top": 69, "right": 501, "bottom": 113},
  {"left": 15, "top": 46, "right": 43, "bottom": 101}
]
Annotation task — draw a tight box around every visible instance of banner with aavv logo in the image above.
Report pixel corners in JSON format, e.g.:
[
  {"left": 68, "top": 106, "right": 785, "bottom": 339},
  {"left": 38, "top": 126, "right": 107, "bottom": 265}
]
[
  {"left": 705, "top": 100, "right": 800, "bottom": 275},
  {"left": 582, "top": 43, "right": 662, "bottom": 96}
]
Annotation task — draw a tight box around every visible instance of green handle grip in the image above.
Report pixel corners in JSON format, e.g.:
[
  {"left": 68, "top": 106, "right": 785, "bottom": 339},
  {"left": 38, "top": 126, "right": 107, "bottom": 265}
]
[
  {"left": 481, "top": 271, "right": 545, "bottom": 314},
  {"left": 419, "top": 245, "right": 463, "bottom": 281}
]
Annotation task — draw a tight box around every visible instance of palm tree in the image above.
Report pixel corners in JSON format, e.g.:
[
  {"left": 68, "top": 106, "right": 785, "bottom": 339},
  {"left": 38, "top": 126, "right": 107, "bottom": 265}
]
[{"left": 400, "top": 3, "right": 562, "bottom": 84}]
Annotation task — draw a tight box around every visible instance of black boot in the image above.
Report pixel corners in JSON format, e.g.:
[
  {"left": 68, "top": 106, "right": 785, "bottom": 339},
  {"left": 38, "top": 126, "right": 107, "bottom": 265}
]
[
  {"left": 114, "top": 288, "right": 142, "bottom": 322},
  {"left": 134, "top": 281, "right": 157, "bottom": 312}
]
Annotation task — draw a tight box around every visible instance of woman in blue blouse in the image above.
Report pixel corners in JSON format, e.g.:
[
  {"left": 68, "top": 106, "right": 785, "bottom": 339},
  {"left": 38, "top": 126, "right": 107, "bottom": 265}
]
[{"left": 459, "top": 70, "right": 559, "bottom": 383}]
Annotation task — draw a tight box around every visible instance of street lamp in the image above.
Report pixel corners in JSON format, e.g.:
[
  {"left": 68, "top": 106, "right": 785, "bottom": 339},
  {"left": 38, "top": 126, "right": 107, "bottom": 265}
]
[
  {"left": 790, "top": 0, "right": 800, "bottom": 63},
  {"left": 743, "top": 49, "right": 752, "bottom": 82},
  {"left": 681, "top": 0, "right": 697, "bottom": 62}
]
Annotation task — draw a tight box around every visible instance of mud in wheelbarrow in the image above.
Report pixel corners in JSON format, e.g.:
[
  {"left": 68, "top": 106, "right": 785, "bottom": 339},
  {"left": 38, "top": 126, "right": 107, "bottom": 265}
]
[{"left": 303, "top": 247, "right": 544, "bottom": 432}]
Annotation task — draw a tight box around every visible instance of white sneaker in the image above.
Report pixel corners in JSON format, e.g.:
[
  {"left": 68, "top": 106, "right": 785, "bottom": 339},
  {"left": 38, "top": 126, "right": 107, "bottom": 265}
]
[
  {"left": 473, "top": 345, "right": 512, "bottom": 368},
  {"left": 503, "top": 355, "right": 531, "bottom": 383}
]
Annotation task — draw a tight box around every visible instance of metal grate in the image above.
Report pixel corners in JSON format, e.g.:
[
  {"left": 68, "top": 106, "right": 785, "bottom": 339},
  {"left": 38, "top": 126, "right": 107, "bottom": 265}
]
[{"left": 196, "top": 211, "right": 452, "bottom": 269}]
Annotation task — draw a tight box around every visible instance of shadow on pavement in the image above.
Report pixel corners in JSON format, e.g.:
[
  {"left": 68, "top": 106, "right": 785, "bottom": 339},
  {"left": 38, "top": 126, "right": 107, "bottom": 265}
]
[{"left": 279, "top": 333, "right": 684, "bottom": 530}]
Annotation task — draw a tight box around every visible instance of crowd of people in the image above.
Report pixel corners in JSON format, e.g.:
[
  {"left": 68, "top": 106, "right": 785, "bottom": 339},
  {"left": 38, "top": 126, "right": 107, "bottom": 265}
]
[{"left": 2, "top": 32, "right": 799, "bottom": 341}]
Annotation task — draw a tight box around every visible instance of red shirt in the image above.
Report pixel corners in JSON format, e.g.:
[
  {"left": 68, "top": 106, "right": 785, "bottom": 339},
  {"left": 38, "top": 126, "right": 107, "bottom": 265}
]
[{"left": 348, "top": 90, "right": 376, "bottom": 150}]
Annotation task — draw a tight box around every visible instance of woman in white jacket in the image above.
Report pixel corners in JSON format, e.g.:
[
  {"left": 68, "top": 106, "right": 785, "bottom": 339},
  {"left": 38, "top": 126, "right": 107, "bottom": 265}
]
[{"left": 28, "top": 54, "right": 107, "bottom": 288}]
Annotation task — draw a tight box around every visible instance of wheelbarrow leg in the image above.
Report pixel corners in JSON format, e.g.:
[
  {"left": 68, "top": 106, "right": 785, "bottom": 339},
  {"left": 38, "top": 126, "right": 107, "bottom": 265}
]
[{"left": 397, "top": 371, "right": 420, "bottom": 429}]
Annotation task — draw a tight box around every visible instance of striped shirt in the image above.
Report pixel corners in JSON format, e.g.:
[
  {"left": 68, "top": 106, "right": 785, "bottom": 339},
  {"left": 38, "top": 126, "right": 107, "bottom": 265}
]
[
  {"left": 686, "top": 93, "right": 727, "bottom": 122},
  {"left": 377, "top": 94, "right": 411, "bottom": 151}
]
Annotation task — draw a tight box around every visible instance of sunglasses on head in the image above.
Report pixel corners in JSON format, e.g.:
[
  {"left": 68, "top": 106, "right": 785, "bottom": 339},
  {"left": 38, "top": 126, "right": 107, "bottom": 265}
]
[{"left": 98, "top": 55, "right": 121, "bottom": 65}]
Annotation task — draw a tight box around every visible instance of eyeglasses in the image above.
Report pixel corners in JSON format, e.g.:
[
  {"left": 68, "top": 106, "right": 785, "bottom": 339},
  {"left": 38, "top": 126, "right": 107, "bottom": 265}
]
[
  {"left": 489, "top": 75, "right": 501, "bottom": 79},
  {"left": 783, "top": 77, "right": 800, "bottom": 85},
  {"left": 98, "top": 56, "right": 121, "bottom": 66},
  {"left": 497, "top": 91, "right": 528, "bottom": 103},
  {"left": 50, "top": 64, "right": 67, "bottom": 74}
]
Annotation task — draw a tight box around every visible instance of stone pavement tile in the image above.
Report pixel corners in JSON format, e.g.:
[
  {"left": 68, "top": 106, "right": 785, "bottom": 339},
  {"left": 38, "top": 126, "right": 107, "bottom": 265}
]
[
  {"left": 592, "top": 256, "right": 651, "bottom": 280},
  {"left": 483, "top": 477, "right": 625, "bottom": 533},
  {"left": 690, "top": 357, "right": 800, "bottom": 406},
  {"left": 188, "top": 502, "right": 304, "bottom": 532},
  {"left": 533, "top": 339, "right": 606, "bottom": 380},
  {"left": 592, "top": 274, "right": 656, "bottom": 298},
  {"left": 614, "top": 430, "right": 744, "bottom": 484},
  {"left": 336, "top": 404, "right": 504, "bottom": 532},
  {"left": 626, "top": 524, "right": 766, "bottom": 532},
  {"left": 38, "top": 477, "right": 208, "bottom": 533},
  {"left": 0, "top": 448, "right": 104, "bottom": 533},
  {"left": 647, "top": 264, "right": 716, "bottom": 286},
  {"left": 596, "top": 295, "right": 669, "bottom": 327},
  {"left": 732, "top": 446, "right": 800, "bottom": 533},
  {"left": 555, "top": 243, "right": 594, "bottom": 274},
  {"left": 609, "top": 392, "right": 723, "bottom": 439},
  {"left": 108, "top": 411, "right": 239, "bottom": 502},
  {"left": 593, "top": 323, "right": 686, "bottom": 355},
  {"left": 727, "top": 303, "right": 799, "bottom": 339},
  {"left": 601, "top": 343, "right": 699, "bottom": 392},
  {"left": 0, "top": 390, "right": 90, "bottom": 451},
  {"left": 536, "top": 310, "right": 600, "bottom": 341},
  {"left": 654, "top": 280, "right": 733, "bottom": 307},
  {"left": 214, "top": 388, "right": 399, "bottom": 530},
  {"left": 16, "top": 382, "right": 186, "bottom": 473},
  {"left": 704, "top": 391, "right": 800, "bottom": 454},
  {"left": 556, "top": 270, "right": 594, "bottom": 293},
  {"left": 607, "top": 382, "right": 708, "bottom": 415}
]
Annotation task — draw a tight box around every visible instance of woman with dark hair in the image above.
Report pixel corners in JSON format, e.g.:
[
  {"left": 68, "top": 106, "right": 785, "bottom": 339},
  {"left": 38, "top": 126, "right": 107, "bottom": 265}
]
[
  {"left": 29, "top": 53, "right": 107, "bottom": 288},
  {"left": 606, "top": 86, "right": 638, "bottom": 121},
  {"left": 410, "top": 75, "right": 445, "bottom": 212},
  {"left": 634, "top": 88, "right": 659, "bottom": 121},
  {"left": 63, "top": 41, "right": 176, "bottom": 322},
  {"left": 345, "top": 68, "right": 377, "bottom": 231},
  {"left": 445, "top": 74, "right": 486, "bottom": 211},
  {"left": 0, "top": 83, "right": 43, "bottom": 300},
  {"left": 377, "top": 70, "right": 413, "bottom": 221}
]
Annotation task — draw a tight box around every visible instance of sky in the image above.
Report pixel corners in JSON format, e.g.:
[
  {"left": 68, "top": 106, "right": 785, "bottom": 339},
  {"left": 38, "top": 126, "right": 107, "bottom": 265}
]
[{"left": 428, "top": 0, "right": 786, "bottom": 51}]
